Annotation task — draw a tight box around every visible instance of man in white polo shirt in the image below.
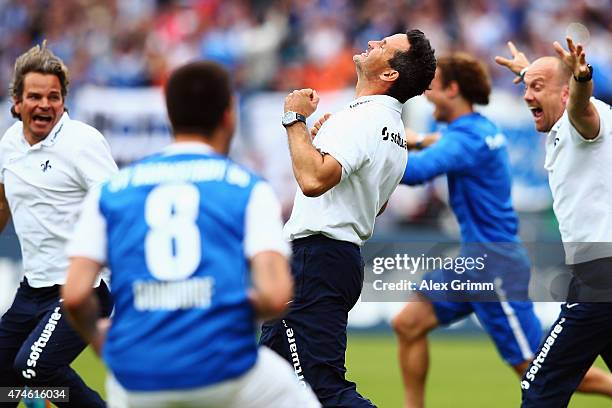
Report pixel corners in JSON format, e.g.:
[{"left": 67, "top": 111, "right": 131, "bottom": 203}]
[
  {"left": 0, "top": 42, "right": 117, "bottom": 407},
  {"left": 260, "top": 29, "right": 436, "bottom": 407},
  {"left": 497, "top": 38, "right": 612, "bottom": 407}
]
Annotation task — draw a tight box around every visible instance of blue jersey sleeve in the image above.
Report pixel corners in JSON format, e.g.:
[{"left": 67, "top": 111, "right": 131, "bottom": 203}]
[{"left": 401, "top": 131, "right": 478, "bottom": 185}]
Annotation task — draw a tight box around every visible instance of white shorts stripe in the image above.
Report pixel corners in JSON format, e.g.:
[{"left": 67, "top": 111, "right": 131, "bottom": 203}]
[{"left": 495, "top": 278, "right": 534, "bottom": 362}]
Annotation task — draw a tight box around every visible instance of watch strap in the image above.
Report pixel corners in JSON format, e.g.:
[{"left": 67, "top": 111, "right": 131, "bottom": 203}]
[
  {"left": 574, "top": 64, "right": 593, "bottom": 83},
  {"left": 282, "top": 111, "right": 307, "bottom": 127}
]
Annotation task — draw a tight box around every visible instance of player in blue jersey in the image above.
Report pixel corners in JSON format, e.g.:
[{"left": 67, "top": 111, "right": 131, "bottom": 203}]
[
  {"left": 390, "top": 53, "right": 612, "bottom": 408},
  {"left": 60, "top": 61, "right": 320, "bottom": 408}
]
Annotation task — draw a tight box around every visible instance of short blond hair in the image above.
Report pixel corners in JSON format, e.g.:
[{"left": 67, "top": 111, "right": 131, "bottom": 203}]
[{"left": 9, "top": 40, "right": 70, "bottom": 118}]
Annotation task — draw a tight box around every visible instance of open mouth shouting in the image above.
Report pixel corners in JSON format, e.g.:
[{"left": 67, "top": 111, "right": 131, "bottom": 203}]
[
  {"left": 32, "top": 113, "right": 54, "bottom": 127},
  {"left": 529, "top": 106, "right": 543, "bottom": 120},
  {"left": 361, "top": 45, "right": 373, "bottom": 57}
]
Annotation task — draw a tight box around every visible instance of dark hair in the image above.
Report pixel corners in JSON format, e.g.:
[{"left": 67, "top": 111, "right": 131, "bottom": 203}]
[
  {"left": 437, "top": 53, "right": 491, "bottom": 105},
  {"left": 10, "top": 40, "right": 69, "bottom": 119},
  {"left": 165, "top": 61, "right": 232, "bottom": 136},
  {"left": 386, "top": 29, "right": 436, "bottom": 103}
]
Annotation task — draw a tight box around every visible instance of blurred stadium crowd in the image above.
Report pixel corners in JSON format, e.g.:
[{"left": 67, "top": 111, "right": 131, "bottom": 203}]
[
  {"left": 0, "top": 0, "right": 610, "bottom": 230},
  {"left": 0, "top": 0, "right": 610, "bottom": 100},
  {"left": 0, "top": 0, "right": 608, "bottom": 329}
]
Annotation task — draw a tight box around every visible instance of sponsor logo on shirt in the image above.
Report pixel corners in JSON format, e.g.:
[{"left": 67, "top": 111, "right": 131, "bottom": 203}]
[
  {"left": 349, "top": 100, "right": 371, "bottom": 109},
  {"left": 484, "top": 133, "right": 506, "bottom": 150},
  {"left": 382, "top": 127, "right": 407, "bottom": 149}
]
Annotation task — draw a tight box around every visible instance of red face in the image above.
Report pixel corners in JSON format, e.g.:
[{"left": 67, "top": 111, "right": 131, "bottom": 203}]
[
  {"left": 523, "top": 61, "right": 568, "bottom": 133},
  {"left": 13, "top": 72, "right": 65, "bottom": 145}
]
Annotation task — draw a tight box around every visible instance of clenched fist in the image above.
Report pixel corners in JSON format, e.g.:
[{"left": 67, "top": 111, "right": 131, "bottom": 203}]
[{"left": 284, "top": 88, "right": 319, "bottom": 118}]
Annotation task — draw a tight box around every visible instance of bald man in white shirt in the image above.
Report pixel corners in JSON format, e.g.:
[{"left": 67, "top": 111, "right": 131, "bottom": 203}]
[
  {"left": 260, "top": 29, "right": 436, "bottom": 407},
  {"left": 497, "top": 37, "right": 612, "bottom": 407},
  {"left": 0, "top": 43, "right": 117, "bottom": 408}
]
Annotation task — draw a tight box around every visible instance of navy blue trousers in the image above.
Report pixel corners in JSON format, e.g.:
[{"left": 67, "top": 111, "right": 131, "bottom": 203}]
[
  {"left": 260, "top": 234, "right": 375, "bottom": 407},
  {"left": 521, "top": 257, "right": 612, "bottom": 407},
  {"left": 0, "top": 279, "right": 112, "bottom": 408}
]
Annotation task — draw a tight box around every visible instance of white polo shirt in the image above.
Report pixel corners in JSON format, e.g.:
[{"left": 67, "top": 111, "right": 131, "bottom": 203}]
[
  {"left": 0, "top": 112, "right": 118, "bottom": 287},
  {"left": 284, "top": 95, "right": 408, "bottom": 246},
  {"left": 544, "top": 98, "right": 612, "bottom": 264}
]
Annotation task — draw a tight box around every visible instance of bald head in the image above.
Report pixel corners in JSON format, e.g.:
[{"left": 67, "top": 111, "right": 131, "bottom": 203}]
[
  {"left": 529, "top": 56, "right": 572, "bottom": 87},
  {"left": 523, "top": 56, "right": 571, "bottom": 133}
]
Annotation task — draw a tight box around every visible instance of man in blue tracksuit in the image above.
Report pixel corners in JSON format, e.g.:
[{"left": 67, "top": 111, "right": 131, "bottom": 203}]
[{"left": 391, "top": 53, "right": 612, "bottom": 408}]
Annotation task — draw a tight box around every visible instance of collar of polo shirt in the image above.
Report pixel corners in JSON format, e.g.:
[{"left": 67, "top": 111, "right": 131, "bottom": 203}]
[
  {"left": 21, "top": 112, "right": 69, "bottom": 150},
  {"left": 349, "top": 95, "right": 403, "bottom": 114}
]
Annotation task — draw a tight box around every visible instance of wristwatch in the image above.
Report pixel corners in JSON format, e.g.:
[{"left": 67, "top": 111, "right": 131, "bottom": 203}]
[
  {"left": 282, "top": 111, "right": 306, "bottom": 127},
  {"left": 517, "top": 67, "right": 528, "bottom": 83},
  {"left": 574, "top": 64, "right": 593, "bottom": 83}
]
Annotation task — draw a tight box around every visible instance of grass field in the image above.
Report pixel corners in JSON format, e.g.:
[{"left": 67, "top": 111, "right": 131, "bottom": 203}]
[{"left": 29, "top": 333, "right": 611, "bottom": 407}]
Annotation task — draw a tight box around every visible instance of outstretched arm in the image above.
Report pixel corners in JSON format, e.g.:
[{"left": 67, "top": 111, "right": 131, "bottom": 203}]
[
  {"left": 553, "top": 37, "right": 600, "bottom": 140},
  {"left": 406, "top": 128, "right": 440, "bottom": 150},
  {"left": 401, "top": 133, "right": 476, "bottom": 186},
  {"left": 495, "top": 41, "right": 531, "bottom": 84}
]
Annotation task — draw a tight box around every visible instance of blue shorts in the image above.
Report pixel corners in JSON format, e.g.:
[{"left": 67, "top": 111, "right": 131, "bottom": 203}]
[
  {"left": 432, "top": 299, "right": 541, "bottom": 366},
  {"left": 421, "top": 248, "right": 542, "bottom": 366}
]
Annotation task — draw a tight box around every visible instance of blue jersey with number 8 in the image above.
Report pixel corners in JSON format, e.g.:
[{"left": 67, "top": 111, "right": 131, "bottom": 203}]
[{"left": 98, "top": 150, "right": 260, "bottom": 391}]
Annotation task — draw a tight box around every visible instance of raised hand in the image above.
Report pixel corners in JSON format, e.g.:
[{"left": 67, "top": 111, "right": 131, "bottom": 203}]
[
  {"left": 310, "top": 113, "right": 331, "bottom": 139},
  {"left": 284, "top": 88, "right": 319, "bottom": 118},
  {"left": 495, "top": 41, "right": 531, "bottom": 84},
  {"left": 553, "top": 36, "right": 590, "bottom": 80}
]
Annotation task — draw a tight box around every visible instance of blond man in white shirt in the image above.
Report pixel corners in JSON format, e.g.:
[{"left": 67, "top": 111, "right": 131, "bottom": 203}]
[{"left": 0, "top": 42, "right": 117, "bottom": 408}]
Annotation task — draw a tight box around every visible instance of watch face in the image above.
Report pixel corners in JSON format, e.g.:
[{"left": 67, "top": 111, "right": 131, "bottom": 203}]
[{"left": 282, "top": 111, "right": 297, "bottom": 126}]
